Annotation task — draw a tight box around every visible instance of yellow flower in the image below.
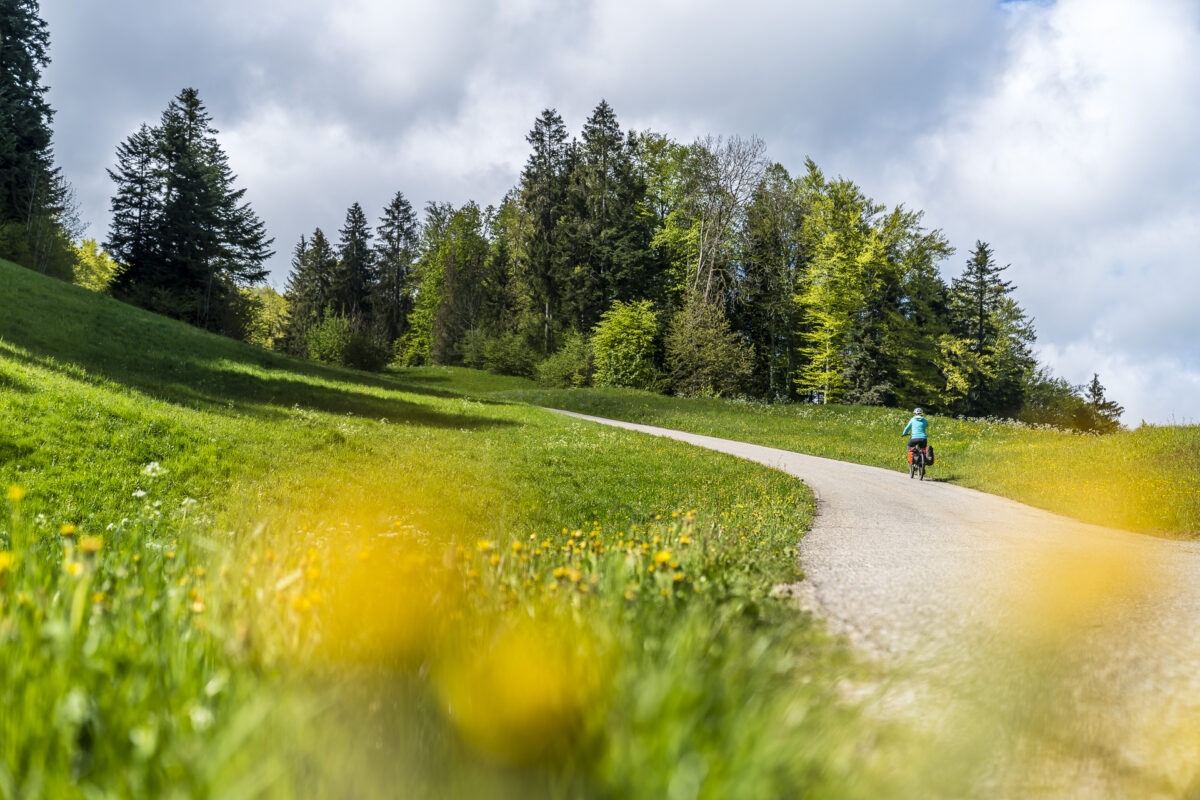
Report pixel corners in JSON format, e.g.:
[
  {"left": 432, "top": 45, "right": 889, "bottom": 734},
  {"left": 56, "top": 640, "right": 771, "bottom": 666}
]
[
  {"left": 6, "top": 485, "right": 25, "bottom": 502},
  {"left": 91, "top": 592, "right": 106, "bottom": 604},
  {"left": 490, "top": 554, "right": 501, "bottom": 567},
  {"left": 679, "top": 535, "right": 692, "bottom": 546},
  {"left": 476, "top": 540, "right": 494, "bottom": 552},
  {"left": 60, "top": 523, "right": 77, "bottom": 537},
  {"left": 653, "top": 550, "right": 672, "bottom": 565},
  {"left": 511, "top": 541, "right": 524, "bottom": 554},
  {"left": 65, "top": 562, "right": 83, "bottom": 577},
  {"left": 79, "top": 536, "right": 103, "bottom": 554},
  {"left": 0, "top": 551, "right": 13, "bottom": 573}
]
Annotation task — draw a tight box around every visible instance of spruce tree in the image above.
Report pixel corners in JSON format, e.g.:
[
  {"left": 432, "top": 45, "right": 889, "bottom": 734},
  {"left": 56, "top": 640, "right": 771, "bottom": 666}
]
[
  {"left": 1084, "top": 373, "right": 1124, "bottom": 433},
  {"left": 519, "top": 108, "right": 570, "bottom": 352},
  {"left": 332, "top": 202, "right": 373, "bottom": 317},
  {"left": 0, "top": 0, "right": 55, "bottom": 226},
  {"left": 108, "top": 88, "right": 272, "bottom": 332},
  {"left": 950, "top": 241, "right": 1013, "bottom": 353},
  {"left": 104, "top": 124, "right": 162, "bottom": 288},
  {"left": 371, "top": 191, "right": 419, "bottom": 342}
]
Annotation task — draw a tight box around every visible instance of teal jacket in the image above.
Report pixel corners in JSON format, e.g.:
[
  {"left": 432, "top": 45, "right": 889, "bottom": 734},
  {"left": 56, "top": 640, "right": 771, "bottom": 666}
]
[{"left": 903, "top": 415, "right": 929, "bottom": 440}]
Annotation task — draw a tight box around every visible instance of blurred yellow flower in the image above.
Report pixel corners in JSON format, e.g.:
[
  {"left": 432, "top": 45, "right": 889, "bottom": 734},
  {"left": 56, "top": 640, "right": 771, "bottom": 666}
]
[
  {"left": 0, "top": 551, "right": 13, "bottom": 573},
  {"left": 476, "top": 540, "right": 494, "bottom": 552},
  {"left": 79, "top": 536, "right": 103, "bottom": 554},
  {"left": 6, "top": 485, "right": 25, "bottom": 502},
  {"left": 60, "top": 523, "right": 77, "bottom": 537},
  {"left": 653, "top": 550, "right": 672, "bottom": 565},
  {"left": 65, "top": 562, "right": 83, "bottom": 577}
]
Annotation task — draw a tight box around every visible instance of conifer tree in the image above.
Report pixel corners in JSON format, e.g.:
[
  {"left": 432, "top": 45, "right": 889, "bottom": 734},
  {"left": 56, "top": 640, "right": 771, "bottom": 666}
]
[
  {"left": 104, "top": 124, "right": 161, "bottom": 287},
  {"left": 1084, "top": 373, "right": 1124, "bottom": 433},
  {"left": 108, "top": 88, "right": 273, "bottom": 332},
  {"left": 332, "top": 202, "right": 374, "bottom": 317},
  {"left": 371, "top": 191, "right": 419, "bottom": 342},
  {"left": 0, "top": 0, "right": 55, "bottom": 225},
  {"left": 281, "top": 228, "right": 339, "bottom": 354},
  {"left": 519, "top": 108, "right": 571, "bottom": 352}
]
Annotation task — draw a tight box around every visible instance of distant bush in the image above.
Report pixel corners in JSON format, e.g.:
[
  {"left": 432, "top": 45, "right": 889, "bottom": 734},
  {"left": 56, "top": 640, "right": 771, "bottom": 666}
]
[
  {"left": 591, "top": 300, "right": 661, "bottom": 391},
  {"left": 459, "top": 328, "right": 489, "bottom": 370},
  {"left": 538, "top": 331, "right": 592, "bottom": 388},
  {"left": 72, "top": 239, "right": 123, "bottom": 292},
  {"left": 306, "top": 311, "right": 389, "bottom": 371},
  {"left": 483, "top": 332, "right": 539, "bottom": 378},
  {"left": 665, "top": 298, "right": 752, "bottom": 398}
]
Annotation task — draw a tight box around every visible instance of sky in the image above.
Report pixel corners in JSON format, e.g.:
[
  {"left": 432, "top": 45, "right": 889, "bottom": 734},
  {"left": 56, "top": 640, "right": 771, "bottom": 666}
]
[{"left": 39, "top": 0, "right": 1200, "bottom": 424}]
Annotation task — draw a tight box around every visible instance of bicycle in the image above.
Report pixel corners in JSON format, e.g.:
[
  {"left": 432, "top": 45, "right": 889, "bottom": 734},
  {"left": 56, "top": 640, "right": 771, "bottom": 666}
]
[{"left": 908, "top": 445, "right": 927, "bottom": 481}]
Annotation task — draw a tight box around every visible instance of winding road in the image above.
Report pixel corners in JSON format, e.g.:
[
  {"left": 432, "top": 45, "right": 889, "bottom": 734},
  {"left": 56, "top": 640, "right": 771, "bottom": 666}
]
[{"left": 550, "top": 409, "right": 1200, "bottom": 799}]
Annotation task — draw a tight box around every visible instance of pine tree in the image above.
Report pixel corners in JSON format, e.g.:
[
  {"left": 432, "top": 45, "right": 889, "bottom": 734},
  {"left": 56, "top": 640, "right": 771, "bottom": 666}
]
[
  {"left": 940, "top": 242, "right": 1036, "bottom": 415},
  {"left": 1084, "top": 373, "right": 1124, "bottom": 433},
  {"left": 104, "top": 124, "right": 162, "bottom": 287},
  {"left": 371, "top": 191, "right": 419, "bottom": 342},
  {"left": 950, "top": 241, "right": 1012, "bottom": 354},
  {"left": 109, "top": 88, "right": 272, "bottom": 332},
  {"left": 330, "top": 202, "right": 374, "bottom": 317},
  {"left": 0, "top": 0, "right": 55, "bottom": 225},
  {"left": 519, "top": 108, "right": 571, "bottom": 352},
  {"left": 281, "top": 228, "right": 338, "bottom": 354}
]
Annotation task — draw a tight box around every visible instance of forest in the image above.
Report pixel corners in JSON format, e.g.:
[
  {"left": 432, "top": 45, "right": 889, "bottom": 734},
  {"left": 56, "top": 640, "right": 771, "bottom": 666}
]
[{"left": 0, "top": 0, "right": 1121, "bottom": 432}]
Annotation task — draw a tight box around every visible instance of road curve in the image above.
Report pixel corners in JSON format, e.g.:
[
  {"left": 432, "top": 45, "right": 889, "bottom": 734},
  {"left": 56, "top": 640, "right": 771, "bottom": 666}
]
[{"left": 548, "top": 408, "right": 1200, "bottom": 798}]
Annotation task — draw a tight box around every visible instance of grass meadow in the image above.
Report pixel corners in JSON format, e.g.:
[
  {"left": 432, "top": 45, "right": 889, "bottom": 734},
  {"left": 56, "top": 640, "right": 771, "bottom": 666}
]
[
  {"left": 503, "top": 388, "right": 1200, "bottom": 538},
  {"left": 0, "top": 260, "right": 930, "bottom": 798}
]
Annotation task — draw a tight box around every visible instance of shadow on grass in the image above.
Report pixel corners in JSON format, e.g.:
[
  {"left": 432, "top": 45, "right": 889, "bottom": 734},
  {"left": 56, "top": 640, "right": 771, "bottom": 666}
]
[{"left": 0, "top": 340, "right": 518, "bottom": 433}]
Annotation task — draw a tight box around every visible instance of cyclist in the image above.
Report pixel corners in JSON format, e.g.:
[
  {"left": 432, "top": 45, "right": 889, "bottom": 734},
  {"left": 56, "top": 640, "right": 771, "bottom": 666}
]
[{"left": 902, "top": 408, "right": 930, "bottom": 464}]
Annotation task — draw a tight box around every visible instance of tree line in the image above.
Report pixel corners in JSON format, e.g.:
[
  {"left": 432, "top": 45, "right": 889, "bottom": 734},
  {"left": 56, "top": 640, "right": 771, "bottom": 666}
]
[
  {"left": 275, "top": 100, "right": 1121, "bottom": 430},
  {"left": 0, "top": 0, "right": 1122, "bottom": 432}
]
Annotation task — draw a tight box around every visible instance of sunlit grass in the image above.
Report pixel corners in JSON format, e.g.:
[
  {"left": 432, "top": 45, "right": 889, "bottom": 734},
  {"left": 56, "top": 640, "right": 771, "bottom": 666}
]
[
  {"left": 0, "top": 260, "right": 895, "bottom": 798},
  {"left": 504, "top": 387, "right": 1200, "bottom": 537}
]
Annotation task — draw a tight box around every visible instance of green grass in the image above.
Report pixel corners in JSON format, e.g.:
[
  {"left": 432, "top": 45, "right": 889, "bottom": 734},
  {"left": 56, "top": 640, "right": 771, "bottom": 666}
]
[
  {"left": 500, "top": 387, "right": 1200, "bottom": 538},
  {"left": 0, "top": 261, "right": 917, "bottom": 798}
]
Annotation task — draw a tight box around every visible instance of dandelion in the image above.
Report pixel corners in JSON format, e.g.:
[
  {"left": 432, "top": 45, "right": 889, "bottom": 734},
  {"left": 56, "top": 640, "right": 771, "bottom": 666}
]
[
  {"left": 60, "top": 523, "right": 77, "bottom": 537},
  {"left": 511, "top": 541, "right": 524, "bottom": 554},
  {"left": 79, "top": 536, "right": 103, "bottom": 554},
  {"left": 6, "top": 485, "right": 25, "bottom": 502},
  {"left": 91, "top": 592, "right": 106, "bottom": 604},
  {"left": 653, "top": 550, "right": 672, "bottom": 565},
  {"left": 476, "top": 540, "right": 494, "bottom": 553},
  {"left": 65, "top": 562, "right": 83, "bottom": 577},
  {"left": 0, "top": 551, "right": 13, "bottom": 574}
]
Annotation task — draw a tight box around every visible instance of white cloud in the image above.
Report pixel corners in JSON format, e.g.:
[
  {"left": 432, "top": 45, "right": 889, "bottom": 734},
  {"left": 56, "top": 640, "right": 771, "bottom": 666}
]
[{"left": 874, "top": 0, "right": 1200, "bottom": 423}]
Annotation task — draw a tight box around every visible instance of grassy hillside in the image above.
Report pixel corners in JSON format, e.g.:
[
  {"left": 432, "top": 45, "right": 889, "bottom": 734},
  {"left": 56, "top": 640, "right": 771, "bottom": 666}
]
[
  {"left": 500, "top": 388, "right": 1200, "bottom": 537},
  {"left": 0, "top": 261, "right": 923, "bottom": 798}
]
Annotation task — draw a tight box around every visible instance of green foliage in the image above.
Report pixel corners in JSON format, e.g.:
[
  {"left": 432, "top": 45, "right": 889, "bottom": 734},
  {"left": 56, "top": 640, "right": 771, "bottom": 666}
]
[
  {"left": 483, "top": 331, "right": 539, "bottom": 378},
  {"left": 371, "top": 191, "right": 419, "bottom": 343},
  {"left": 72, "top": 238, "right": 122, "bottom": 292},
  {"left": 241, "top": 285, "right": 288, "bottom": 350},
  {"left": 665, "top": 296, "right": 753, "bottom": 398},
  {"left": 0, "top": 0, "right": 56, "bottom": 230},
  {"left": 305, "top": 309, "right": 354, "bottom": 365},
  {"left": 331, "top": 201, "right": 374, "bottom": 316},
  {"left": 107, "top": 89, "right": 273, "bottom": 333},
  {"left": 305, "top": 310, "right": 388, "bottom": 371},
  {"left": 591, "top": 299, "right": 661, "bottom": 390},
  {"left": 537, "top": 330, "right": 592, "bottom": 388}
]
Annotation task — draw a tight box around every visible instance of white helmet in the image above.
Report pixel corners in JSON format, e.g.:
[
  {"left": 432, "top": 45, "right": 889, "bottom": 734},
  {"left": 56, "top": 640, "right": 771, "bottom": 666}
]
[{"left": 914, "top": 408, "right": 924, "bottom": 416}]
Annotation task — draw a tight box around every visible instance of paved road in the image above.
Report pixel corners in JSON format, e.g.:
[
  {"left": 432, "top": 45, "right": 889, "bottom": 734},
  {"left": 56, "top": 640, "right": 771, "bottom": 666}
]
[{"left": 549, "top": 409, "right": 1200, "bottom": 798}]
